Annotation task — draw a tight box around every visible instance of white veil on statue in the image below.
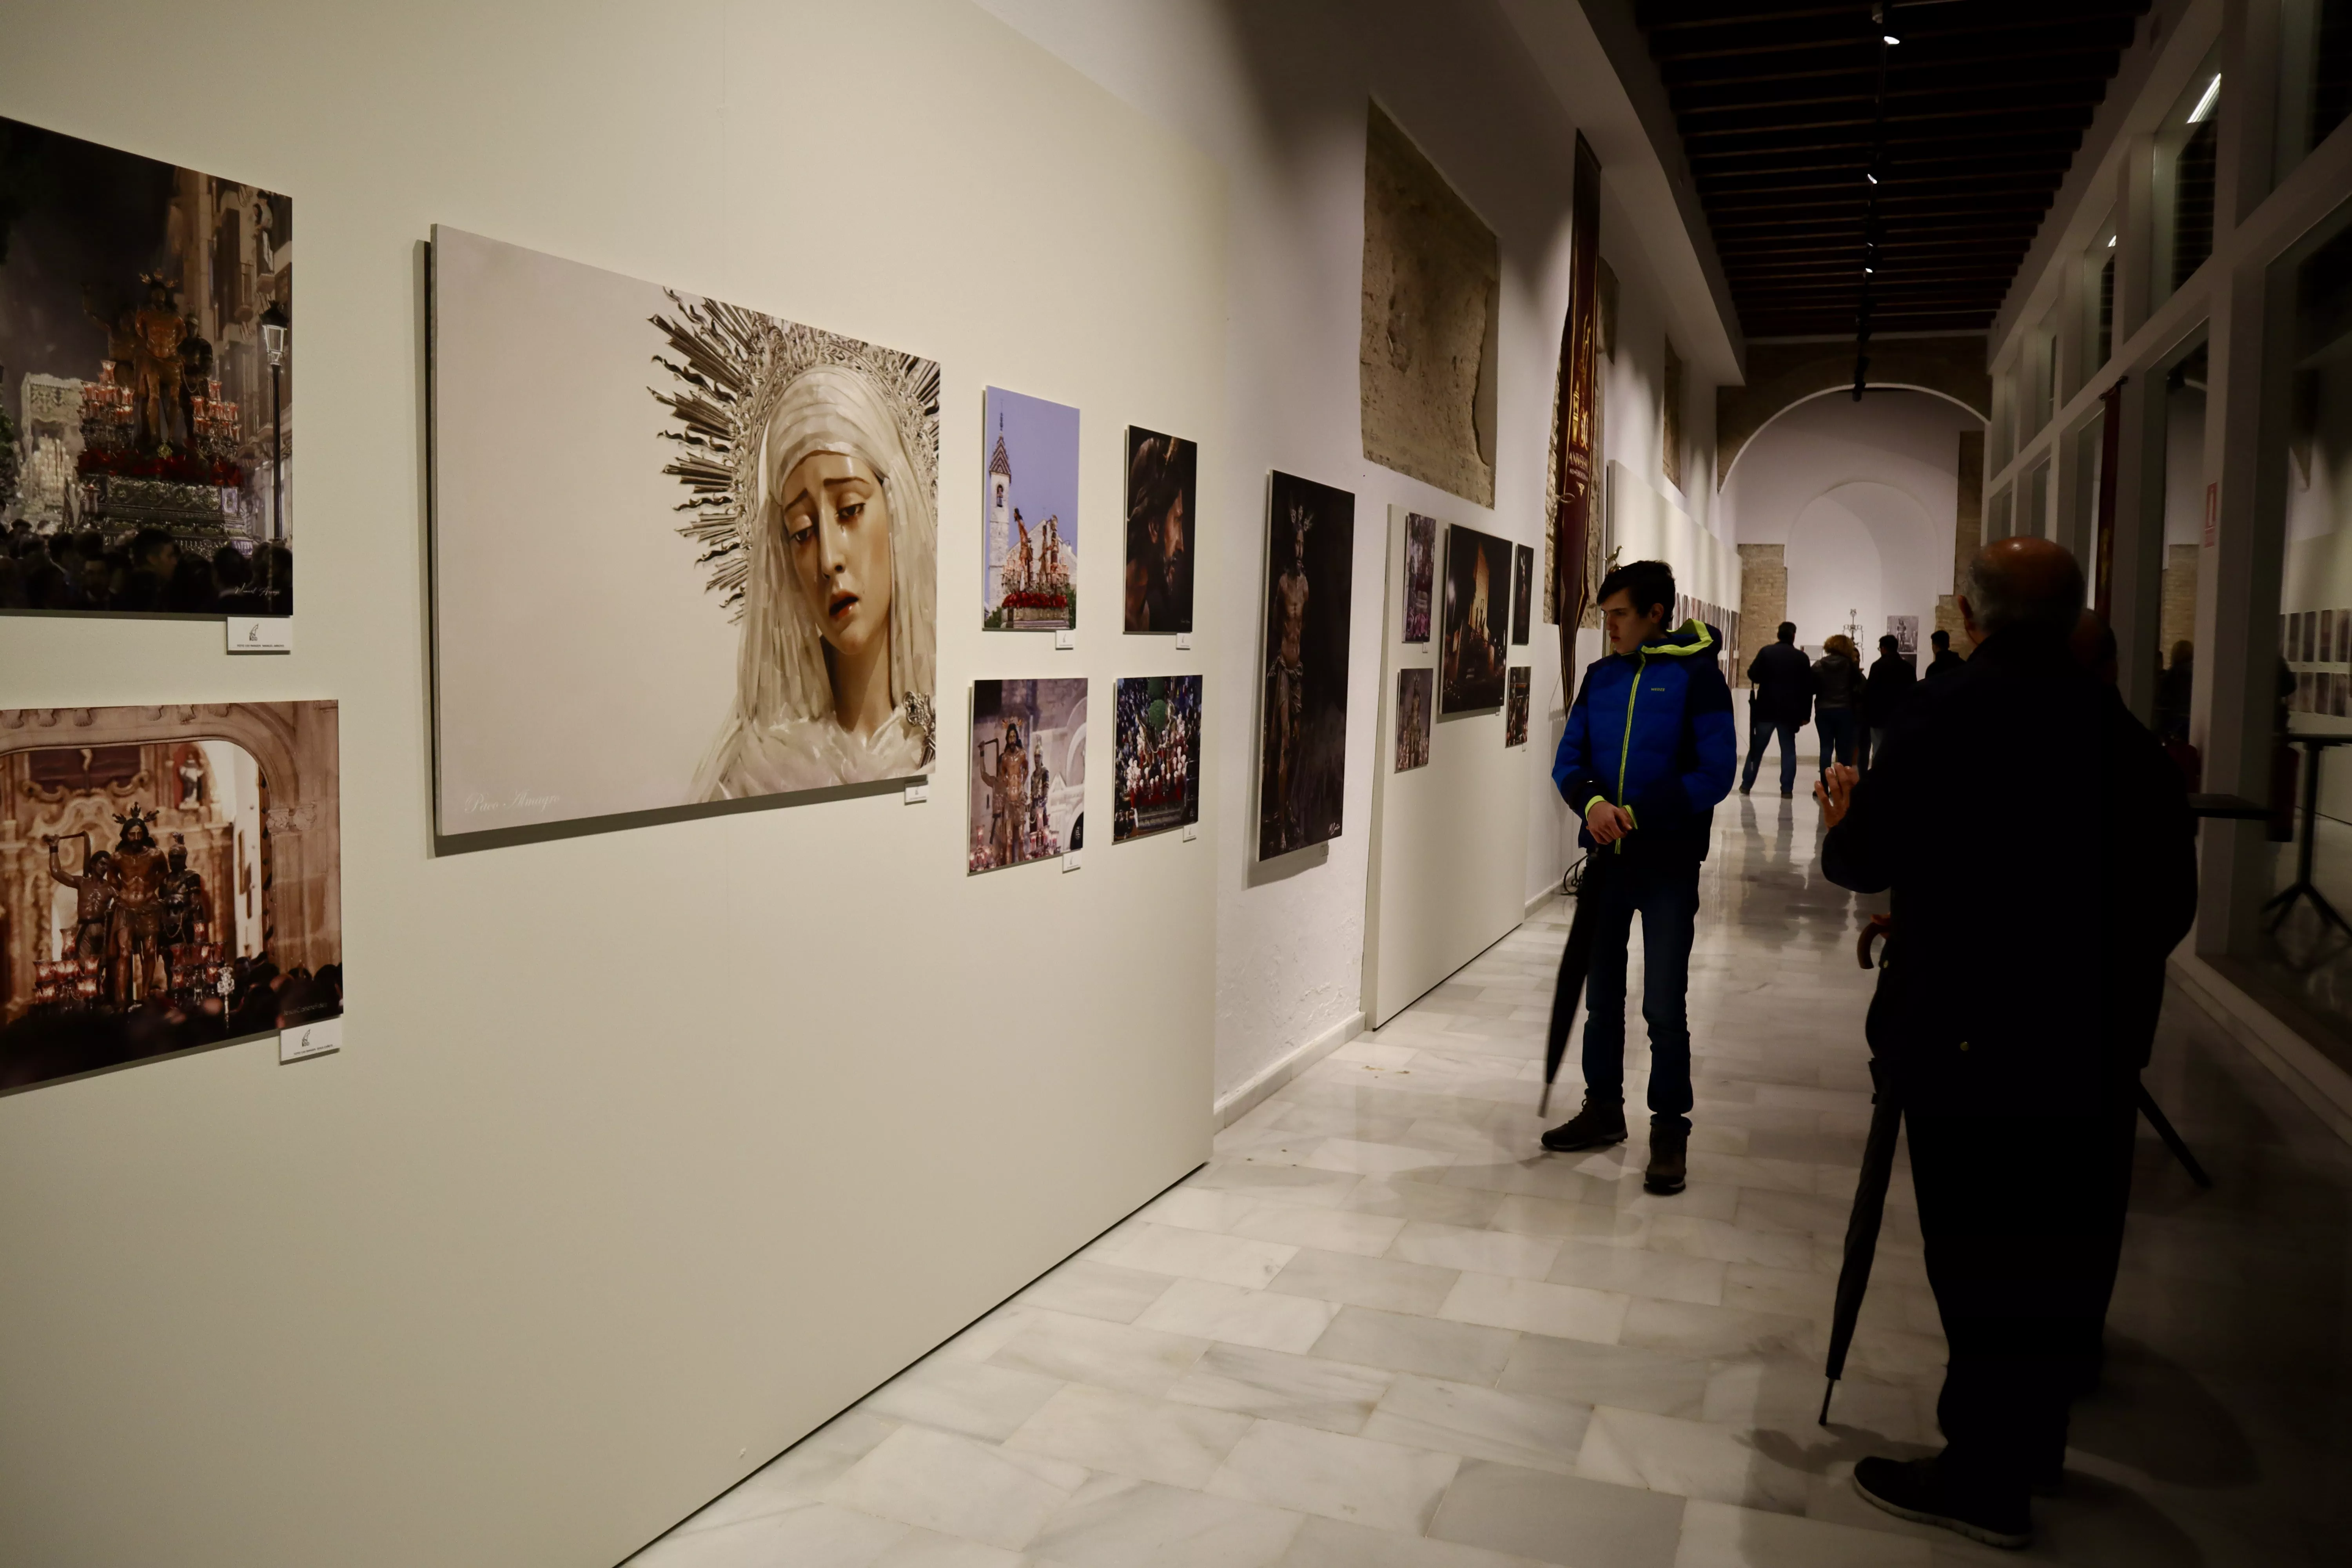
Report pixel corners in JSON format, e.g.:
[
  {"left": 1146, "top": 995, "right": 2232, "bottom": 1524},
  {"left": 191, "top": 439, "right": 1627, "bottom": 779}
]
[{"left": 650, "top": 298, "right": 939, "bottom": 802}]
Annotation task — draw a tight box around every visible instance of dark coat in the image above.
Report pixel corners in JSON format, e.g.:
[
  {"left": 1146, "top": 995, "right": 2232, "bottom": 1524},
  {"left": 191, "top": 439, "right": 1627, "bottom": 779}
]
[
  {"left": 1922, "top": 647, "right": 1966, "bottom": 689},
  {"left": 1863, "top": 652, "right": 1916, "bottom": 726},
  {"left": 1821, "top": 627, "right": 2197, "bottom": 1113},
  {"left": 1811, "top": 651, "right": 1859, "bottom": 709},
  {"left": 1746, "top": 640, "right": 1814, "bottom": 726}
]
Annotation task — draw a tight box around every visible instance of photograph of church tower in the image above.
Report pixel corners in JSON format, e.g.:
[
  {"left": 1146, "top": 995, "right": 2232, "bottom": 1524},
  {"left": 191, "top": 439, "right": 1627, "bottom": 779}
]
[{"left": 980, "top": 385, "right": 1079, "bottom": 630}]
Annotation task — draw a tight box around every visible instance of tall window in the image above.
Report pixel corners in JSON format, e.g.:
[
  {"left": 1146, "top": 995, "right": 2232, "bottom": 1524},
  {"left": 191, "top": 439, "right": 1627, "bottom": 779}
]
[
  {"left": 2278, "top": 0, "right": 2352, "bottom": 187},
  {"left": 2155, "top": 57, "right": 2222, "bottom": 307}
]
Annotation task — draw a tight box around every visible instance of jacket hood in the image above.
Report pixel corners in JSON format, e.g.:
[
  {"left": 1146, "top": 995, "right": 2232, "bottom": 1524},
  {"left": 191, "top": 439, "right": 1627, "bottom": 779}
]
[{"left": 1639, "top": 618, "right": 1717, "bottom": 659}]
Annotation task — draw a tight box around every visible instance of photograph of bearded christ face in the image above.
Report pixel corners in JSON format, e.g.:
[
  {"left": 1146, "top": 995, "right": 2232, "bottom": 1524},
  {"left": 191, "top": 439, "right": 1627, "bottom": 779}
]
[
  {"left": 1441, "top": 522, "right": 1511, "bottom": 713},
  {"left": 1124, "top": 428, "right": 1196, "bottom": 634}
]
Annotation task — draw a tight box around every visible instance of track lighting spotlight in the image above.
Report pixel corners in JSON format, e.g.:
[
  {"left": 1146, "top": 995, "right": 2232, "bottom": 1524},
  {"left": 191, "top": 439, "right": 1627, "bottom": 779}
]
[{"left": 1873, "top": 3, "right": 1900, "bottom": 45}]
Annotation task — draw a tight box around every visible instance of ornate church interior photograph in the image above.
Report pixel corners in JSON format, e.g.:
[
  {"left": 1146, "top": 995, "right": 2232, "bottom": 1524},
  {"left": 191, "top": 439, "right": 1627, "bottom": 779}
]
[
  {"left": 0, "top": 117, "right": 295, "bottom": 617},
  {"left": 427, "top": 227, "right": 939, "bottom": 840},
  {"left": 0, "top": 701, "right": 340, "bottom": 1091}
]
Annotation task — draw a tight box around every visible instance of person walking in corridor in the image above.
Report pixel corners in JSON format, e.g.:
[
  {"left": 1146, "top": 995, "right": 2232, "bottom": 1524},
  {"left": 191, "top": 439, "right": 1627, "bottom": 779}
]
[
  {"left": 1539, "top": 560, "right": 1735, "bottom": 1194},
  {"left": 1811, "top": 634, "right": 1861, "bottom": 774},
  {"left": 1922, "top": 627, "right": 1967, "bottom": 690},
  {"left": 1814, "top": 538, "right": 2196, "bottom": 1550},
  {"left": 1741, "top": 621, "right": 1813, "bottom": 798},
  {"left": 1859, "top": 632, "right": 1916, "bottom": 770}
]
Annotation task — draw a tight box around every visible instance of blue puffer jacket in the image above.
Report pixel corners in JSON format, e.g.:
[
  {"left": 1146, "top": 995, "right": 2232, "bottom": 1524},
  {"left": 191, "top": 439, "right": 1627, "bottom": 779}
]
[{"left": 1554, "top": 619, "right": 1737, "bottom": 860}]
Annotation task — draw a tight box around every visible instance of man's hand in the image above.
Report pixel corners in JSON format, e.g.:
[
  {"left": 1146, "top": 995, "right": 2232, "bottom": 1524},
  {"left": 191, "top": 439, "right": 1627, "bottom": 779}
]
[
  {"left": 1813, "top": 763, "right": 1858, "bottom": 828},
  {"left": 1586, "top": 802, "right": 1635, "bottom": 844}
]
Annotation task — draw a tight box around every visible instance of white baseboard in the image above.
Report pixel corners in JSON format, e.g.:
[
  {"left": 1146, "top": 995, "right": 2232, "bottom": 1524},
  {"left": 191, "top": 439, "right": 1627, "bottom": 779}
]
[
  {"left": 1214, "top": 1010, "right": 1365, "bottom": 1129},
  {"left": 1526, "top": 887, "right": 1564, "bottom": 919},
  {"left": 2170, "top": 951, "right": 2352, "bottom": 1147}
]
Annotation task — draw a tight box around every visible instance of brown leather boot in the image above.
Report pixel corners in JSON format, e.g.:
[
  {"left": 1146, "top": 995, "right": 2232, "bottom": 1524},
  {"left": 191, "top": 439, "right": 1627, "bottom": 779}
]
[{"left": 1644, "top": 1119, "right": 1688, "bottom": 1194}]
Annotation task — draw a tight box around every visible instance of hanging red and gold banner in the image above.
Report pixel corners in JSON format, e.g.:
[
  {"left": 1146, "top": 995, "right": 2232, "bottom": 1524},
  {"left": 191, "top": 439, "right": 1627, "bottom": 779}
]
[{"left": 1548, "top": 134, "right": 1602, "bottom": 680}]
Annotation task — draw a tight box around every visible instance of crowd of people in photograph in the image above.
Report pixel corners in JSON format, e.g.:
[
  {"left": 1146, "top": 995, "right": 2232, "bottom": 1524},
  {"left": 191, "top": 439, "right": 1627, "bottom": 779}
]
[
  {"left": 1, "top": 952, "right": 340, "bottom": 1091},
  {"left": 0, "top": 521, "right": 291, "bottom": 613},
  {"left": 1114, "top": 677, "right": 1200, "bottom": 838}
]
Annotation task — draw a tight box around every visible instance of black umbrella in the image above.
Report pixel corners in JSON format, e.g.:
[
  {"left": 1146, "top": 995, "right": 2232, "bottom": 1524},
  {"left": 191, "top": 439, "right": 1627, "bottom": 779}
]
[
  {"left": 1819, "top": 925, "right": 2216, "bottom": 1424},
  {"left": 1820, "top": 1060, "right": 1904, "bottom": 1424},
  {"left": 1539, "top": 851, "right": 1613, "bottom": 1118}
]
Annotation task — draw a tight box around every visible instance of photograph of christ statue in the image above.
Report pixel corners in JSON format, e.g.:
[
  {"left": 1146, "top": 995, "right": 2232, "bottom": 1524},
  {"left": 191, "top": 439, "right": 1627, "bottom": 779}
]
[
  {"left": 1396, "top": 668, "right": 1432, "bottom": 772},
  {"left": 0, "top": 701, "right": 341, "bottom": 1093},
  {"left": 1402, "top": 513, "right": 1435, "bottom": 644},
  {"left": 983, "top": 388, "right": 1079, "bottom": 632},
  {"left": 1441, "top": 522, "right": 1510, "bottom": 713},
  {"left": 1504, "top": 666, "right": 1531, "bottom": 747},
  {"left": 0, "top": 116, "right": 296, "bottom": 618},
  {"left": 1512, "top": 544, "right": 1534, "bottom": 645},
  {"left": 1257, "top": 472, "right": 1355, "bottom": 860},
  {"left": 968, "top": 679, "right": 1088, "bottom": 873},
  {"left": 1123, "top": 427, "right": 1195, "bottom": 634},
  {"left": 427, "top": 227, "right": 939, "bottom": 841}
]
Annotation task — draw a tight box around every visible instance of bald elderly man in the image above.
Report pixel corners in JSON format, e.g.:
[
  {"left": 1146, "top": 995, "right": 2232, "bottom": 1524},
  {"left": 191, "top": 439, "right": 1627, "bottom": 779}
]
[{"left": 1815, "top": 539, "right": 2196, "bottom": 1550}]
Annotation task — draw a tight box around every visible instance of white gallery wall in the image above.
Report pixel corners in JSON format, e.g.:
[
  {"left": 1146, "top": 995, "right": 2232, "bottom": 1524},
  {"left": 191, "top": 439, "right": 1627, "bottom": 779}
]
[
  {"left": 1720, "top": 387, "right": 1982, "bottom": 650},
  {"left": 975, "top": 0, "right": 1736, "bottom": 1098},
  {"left": 0, "top": 4, "right": 1227, "bottom": 1566}
]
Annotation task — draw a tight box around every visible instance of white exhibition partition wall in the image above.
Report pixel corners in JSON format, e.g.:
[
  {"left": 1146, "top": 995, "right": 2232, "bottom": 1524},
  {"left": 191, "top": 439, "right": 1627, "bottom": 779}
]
[
  {"left": 1609, "top": 459, "right": 1744, "bottom": 613},
  {"left": 1363, "top": 505, "right": 1534, "bottom": 1028},
  {"left": 0, "top": 5, "right": 1224, "bottom": 1566}
]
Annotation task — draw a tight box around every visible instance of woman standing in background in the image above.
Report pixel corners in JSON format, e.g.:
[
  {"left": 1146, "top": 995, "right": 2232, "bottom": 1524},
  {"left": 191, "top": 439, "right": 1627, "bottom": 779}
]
[{"left": 1813, "top": 634, "right": 1861, "bottom": 775}]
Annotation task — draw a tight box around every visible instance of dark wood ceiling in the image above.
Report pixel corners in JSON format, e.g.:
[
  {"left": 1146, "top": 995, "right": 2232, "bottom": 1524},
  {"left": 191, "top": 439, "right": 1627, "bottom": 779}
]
[{"left": 1635, "top": 1, "right": 2150, "bottom": 339}]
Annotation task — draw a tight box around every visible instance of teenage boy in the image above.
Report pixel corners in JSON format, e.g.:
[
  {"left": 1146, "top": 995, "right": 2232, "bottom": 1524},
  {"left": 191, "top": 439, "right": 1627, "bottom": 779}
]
[{"left": 1541, "top": 559, "right": 1736, "bottom": 1192}]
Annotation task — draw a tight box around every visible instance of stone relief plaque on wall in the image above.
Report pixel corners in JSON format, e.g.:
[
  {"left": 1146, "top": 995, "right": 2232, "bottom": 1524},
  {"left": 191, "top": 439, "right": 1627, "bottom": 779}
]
[{"left": 1359, "top": 103, "right": 1497, "bottom": 508}]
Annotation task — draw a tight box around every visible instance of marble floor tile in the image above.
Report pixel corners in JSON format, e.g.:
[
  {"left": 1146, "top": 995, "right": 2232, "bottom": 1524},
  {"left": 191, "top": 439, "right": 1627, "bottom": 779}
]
[
  {"left": 1731, "top": 1189, "right": 1858, "bottom": 1239},
  {"left": 1340, "top": 1176, "right": 1508, "bottom": 1228},
  {"left": 1138, "top": 1187, "right": 1261, "bottom": 1235},
  {"left": 1230, "top": 1203, "right": 1407, "bottom": 1257},
  {"left": 1717, "top": 1262, "right": 1837, "bottom": 1322},
  {"left": 1090, "top": 1223, "right": 1299, "bottom": 1289},
  {"left": 1673, "top": 1496, "right": 1932, "bottom": 1568},
  {"left": 1495, "top": 1334, "right": 1714, "bottom": 1419},
  {"left": 1574, "top": 1405, "right": 1812, "bottom": 1515},
  {"left": 826, "top": 1424, "right": 1085, "bottom": 1551},
  {"left": 1205, "top": 1419, "right": 1460, "bottom": 1536},
  {"left": 1134, "top": 1279, "right": 1340, "bottom": 1354},
  {"left": 938, "top": 1305, "right": 1047, "bottom": 1365},
  {"left": 1164, "top": 1341, "right": 1393, "bottom": 1434},
  {"left": 1026, "top": 1473, "right": 1305, "bottom": 1568},
  {"left": 1018, "top": 1259, "right": 1178, "bottom": 1325},
  {"left": 1548, "top": 1240, "right": 1727, "bottom": 1305},
  {"left": 1264, "top": 1246, "right": 1461, "bottom": 1316},
  {"left": 1439, "top": 1270, "right": 1630, "bottom": 1344},
  {"left": 1185, "top": 1163, "right": 1362, "bottom": 1208},
  {"left": 1392, "top": 1220, "right": 1564, "bottom": 1279},
  {"left": 1308, "top": 1304, "right": 1519, "bottom": 1385},
  {"left": 1488, "top": 1193, "right": 1654, "bottom": 1244},
  {"left": 1641, "top": 1213, "right": 1820, "bottom": 1271},
  {"left": 1005, "top": 1383, "right": 1252, "bottom": 1490},
  {"left": 989, "top": 1309, "right": 1209, "bottom": 1399},
  {"left": 870, "top": 1530, "right": 1029, "bottom": 1568},
  {"left": 1274, "top": 1515, "right": 1548, "bottom": 1568},
  {"left": 1359, "top": 1371, "right": 1594, "bottom": 1474},
  {"left": 669, "top": 1409, "right": 901, "bottom": 1535},
  {"left": 625, "top": 1499, "right": 909, "bottom": 1568},
  {"left": 1427, "top": 1461, "right": 1686, "bottom": 1568},
  {"left": 1618, "top": 1299, "right": 1813, "bottom": 1361},
  {"left": 860, "top": 1356, "right": 1066, "bottom": 1442}
]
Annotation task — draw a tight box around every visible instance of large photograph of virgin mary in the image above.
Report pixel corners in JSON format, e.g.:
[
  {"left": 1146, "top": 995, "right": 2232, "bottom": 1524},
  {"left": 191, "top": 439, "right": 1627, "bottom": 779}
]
[{"left": 428, "top": 229, "right": 938, "bottom": 839}]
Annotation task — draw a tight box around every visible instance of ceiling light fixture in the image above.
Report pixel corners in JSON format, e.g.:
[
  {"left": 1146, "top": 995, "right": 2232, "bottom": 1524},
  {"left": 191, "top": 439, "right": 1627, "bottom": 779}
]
[
  {"left": 2107, "top": 234, "right": 2118, "bottom": 248},
  {"left": 2187, "top": 73, "right": 2221, "bottom": 124},
  {"left": 1873, "top": 3, "right": 1901, "bottom": 45}
]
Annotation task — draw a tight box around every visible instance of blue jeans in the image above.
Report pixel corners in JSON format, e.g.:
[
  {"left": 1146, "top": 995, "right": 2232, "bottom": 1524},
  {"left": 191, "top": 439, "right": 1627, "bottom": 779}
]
[
  {"left": 1581, "top": 856, "right": 1699, "bottom": 1132},
  {"left": 1742, "top": 714, "right": 1802, "bottom": 794},
  {"left": 1816, "top": 707, "right": 1857, "bottom": 773}
]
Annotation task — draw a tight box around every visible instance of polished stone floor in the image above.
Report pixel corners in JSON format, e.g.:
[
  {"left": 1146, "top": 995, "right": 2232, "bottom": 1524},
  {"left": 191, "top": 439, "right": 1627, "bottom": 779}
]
[{"left": 629, "top": 795, "right": 2351, "bottom": 1567}]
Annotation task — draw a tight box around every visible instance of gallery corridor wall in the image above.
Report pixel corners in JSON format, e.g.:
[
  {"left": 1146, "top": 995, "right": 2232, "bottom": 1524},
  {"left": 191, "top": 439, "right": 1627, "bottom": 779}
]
[
  {"left": 972, "top": 0, "right": 1740, "bottom": 1108},
  {"left": 0, "top": 4, "right": 1225, "bottom": 1566}
]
